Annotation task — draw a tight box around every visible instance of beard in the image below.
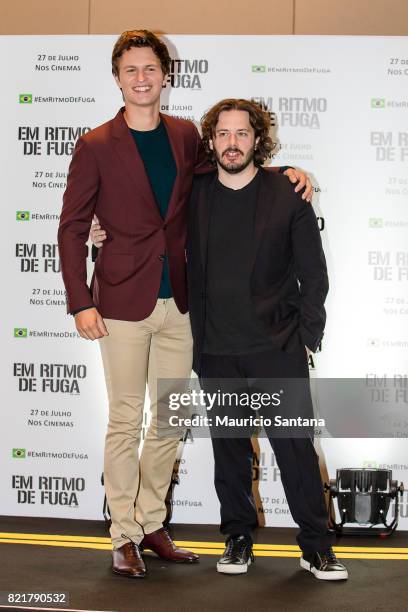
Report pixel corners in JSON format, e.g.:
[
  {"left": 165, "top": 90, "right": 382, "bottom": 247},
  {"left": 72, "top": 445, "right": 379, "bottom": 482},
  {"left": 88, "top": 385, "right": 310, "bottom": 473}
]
[{"left": 214, "top": 147, "right": 255, "bottom": 174}]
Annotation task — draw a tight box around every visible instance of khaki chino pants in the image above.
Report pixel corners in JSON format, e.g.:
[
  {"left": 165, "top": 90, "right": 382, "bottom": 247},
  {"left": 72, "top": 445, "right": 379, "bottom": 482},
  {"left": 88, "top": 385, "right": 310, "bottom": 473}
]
[{"left": 99, "top": 298, "right": 193, "bottom": 549}]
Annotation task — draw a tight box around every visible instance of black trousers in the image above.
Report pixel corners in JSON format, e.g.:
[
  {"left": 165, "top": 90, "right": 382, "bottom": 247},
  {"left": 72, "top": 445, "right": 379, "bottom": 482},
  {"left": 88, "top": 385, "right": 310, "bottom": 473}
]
[{"left": 201, "top": 346, "right": 335, "bottom": 553}]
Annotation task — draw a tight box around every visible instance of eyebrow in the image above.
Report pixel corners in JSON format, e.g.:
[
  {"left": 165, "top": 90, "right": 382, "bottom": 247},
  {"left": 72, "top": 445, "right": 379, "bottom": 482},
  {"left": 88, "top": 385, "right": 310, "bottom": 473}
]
[
  {"left": 215, "top": 128, "right": 249, "bottom": 132},
  {"left": 123, "top": 63, "right": 159, "bottom": 69}
]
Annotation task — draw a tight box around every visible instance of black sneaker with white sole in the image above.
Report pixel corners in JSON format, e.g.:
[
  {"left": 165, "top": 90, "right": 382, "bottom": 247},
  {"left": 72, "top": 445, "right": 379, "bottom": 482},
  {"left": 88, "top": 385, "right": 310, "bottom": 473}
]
[
  {"left": 300, "top": 547, "right": 348, "bottom": 581},
  {"left": 216, "top": 535, "right": 254, "bottom": 575}
]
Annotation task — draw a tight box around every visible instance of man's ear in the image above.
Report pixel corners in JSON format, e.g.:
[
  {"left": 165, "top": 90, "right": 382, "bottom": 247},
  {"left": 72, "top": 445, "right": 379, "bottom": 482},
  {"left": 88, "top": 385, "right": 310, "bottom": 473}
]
[
  {"left": 209, "top": 139, "right": 214, "bottom": 150},
  {"left": 113, "top": 74, "right": 122, "bottom": 90},
  {"left": 255, "top": 136, "right": 260, "bottom": 149}
]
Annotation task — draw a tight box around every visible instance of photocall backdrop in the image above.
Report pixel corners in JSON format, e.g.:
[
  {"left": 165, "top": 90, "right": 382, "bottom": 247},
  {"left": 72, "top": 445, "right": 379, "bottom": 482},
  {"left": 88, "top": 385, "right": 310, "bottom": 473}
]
[{"left": 1, "top": 35, "right": 407, "bottom": 528}]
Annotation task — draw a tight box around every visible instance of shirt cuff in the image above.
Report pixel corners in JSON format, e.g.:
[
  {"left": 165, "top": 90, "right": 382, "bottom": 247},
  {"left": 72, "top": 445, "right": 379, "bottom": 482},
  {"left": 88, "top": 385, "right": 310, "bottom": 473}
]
[
  {"left": 91, "top": 244, "right": 99, "bottom": 262},
  {"left": 71, "top": 305, "right": 95, "bottom": 316}
]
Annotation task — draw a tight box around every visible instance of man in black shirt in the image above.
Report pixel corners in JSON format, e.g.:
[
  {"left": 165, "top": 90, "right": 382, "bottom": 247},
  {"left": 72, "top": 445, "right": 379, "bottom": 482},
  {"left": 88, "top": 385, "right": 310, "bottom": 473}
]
[{"left": 187, "top": 99, "right": 348, "bottom": 581}]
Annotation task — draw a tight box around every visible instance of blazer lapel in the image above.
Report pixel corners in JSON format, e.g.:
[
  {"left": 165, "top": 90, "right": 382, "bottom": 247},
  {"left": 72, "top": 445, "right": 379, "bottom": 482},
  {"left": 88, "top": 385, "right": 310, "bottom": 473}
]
[
  {"left": 111, "top": 108, "right": 162, "bottom": 222},
  {"left": 160, "top": 113, "right": 183, "bottom": 221},
  {"left": 250, "top": 169, "right": 278, "bottom": 271},
  {"left": 198, "top": 173, "right": 218, "bottom": 274}
]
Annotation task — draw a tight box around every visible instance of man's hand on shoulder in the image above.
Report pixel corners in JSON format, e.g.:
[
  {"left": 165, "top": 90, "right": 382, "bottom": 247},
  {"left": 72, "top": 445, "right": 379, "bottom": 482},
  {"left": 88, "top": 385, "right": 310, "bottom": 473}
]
[
  {"left": 283, "top": 168, "right": 313, "bottom": 202},
  {"left": 75, "top": 307, "right": 108, "bottom": 340}
]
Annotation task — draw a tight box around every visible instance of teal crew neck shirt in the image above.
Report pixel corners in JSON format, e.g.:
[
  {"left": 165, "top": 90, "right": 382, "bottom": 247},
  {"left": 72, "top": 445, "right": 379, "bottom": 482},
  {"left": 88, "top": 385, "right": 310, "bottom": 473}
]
[{"left": 130, "top": 120, "right": 177, "bottom": 299}]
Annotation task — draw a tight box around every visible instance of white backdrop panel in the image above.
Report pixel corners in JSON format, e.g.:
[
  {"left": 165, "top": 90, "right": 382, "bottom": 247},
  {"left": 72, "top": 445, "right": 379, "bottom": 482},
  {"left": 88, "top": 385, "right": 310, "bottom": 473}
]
[{"left": 0, "top": 35, "right": 407, "bottom": 527}]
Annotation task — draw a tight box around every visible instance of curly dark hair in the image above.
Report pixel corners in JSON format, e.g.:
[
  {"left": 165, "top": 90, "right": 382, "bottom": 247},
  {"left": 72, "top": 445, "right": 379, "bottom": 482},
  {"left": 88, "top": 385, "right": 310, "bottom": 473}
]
[
  {"left": 111, "top": 30, "right": 171, "bottom": 77},
  {"left": 201, "top": 98, "right": 274, "bottom": 167}
]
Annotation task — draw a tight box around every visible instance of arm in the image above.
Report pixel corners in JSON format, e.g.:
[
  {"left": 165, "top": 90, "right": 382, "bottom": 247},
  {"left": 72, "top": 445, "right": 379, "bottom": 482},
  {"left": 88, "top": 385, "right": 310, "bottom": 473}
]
[
  {"left": 58, "top": 138, "right": 108, "bottom": 339},
  {"left": 89, "top": 215, "right": 107, "bottom": 258},
  {"left": 271, "top": 166, "right": 313, "bottom": 201},
  {"left": 291, "top": 198, "right": 329, "bottom": 352},
  {"left": 89, "top": 215, "right": 106, "bottom": 261},
  {"left": 192, "top": 124, "right": 214, "bottom": 175},
  {"left": 282, "top": 167, "right": 313, "bottom": 202},
  {"left": 58, "top": 137, "right": 98, "bottom": 312}
]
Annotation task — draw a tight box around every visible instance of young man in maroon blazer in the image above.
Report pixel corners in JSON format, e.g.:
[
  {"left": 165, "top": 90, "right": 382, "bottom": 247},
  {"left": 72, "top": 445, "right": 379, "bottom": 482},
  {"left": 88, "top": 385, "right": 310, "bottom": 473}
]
[{"left": 58, "top": 30, "right": 312, "bottom": 579}]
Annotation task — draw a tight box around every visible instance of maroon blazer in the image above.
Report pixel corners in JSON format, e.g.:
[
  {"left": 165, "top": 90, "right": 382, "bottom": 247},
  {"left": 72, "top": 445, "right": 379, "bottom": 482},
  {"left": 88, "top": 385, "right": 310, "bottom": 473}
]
[{"left": 58, "top": 108, "right": 209, "bottom": 321}]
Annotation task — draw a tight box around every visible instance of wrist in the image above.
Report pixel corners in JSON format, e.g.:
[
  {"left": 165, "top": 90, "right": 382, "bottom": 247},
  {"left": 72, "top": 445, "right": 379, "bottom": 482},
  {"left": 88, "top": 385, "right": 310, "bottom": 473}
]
[{"left": 72, "top": 305, "right": 95, "bottom": 316}]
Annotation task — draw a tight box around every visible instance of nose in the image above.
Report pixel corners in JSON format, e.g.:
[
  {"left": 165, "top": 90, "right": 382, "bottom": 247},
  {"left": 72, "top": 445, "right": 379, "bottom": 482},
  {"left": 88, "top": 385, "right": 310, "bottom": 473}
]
[
  {"left": 135, "top": 69, "right": 146, "bottom": 82},
  {"left": 228, "top": 133, "right": 238, "bottom": 147}
]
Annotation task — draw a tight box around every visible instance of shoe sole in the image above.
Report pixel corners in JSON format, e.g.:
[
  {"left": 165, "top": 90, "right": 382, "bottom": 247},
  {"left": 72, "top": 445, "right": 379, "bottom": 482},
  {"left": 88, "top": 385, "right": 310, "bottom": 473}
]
[
  {"left": 112, "top": 568, "right": 146, "bottom": 579},
  {"left": 300, "top": 557, "right": 348, "bottom": 581},
  {"left": 140, "top": 546, "right": 199, "bottom": 563},
  {"left": 217, "top": 557, "right": 252, "bottom": 575},
  {"left": 141, "top": 551, "right": 199, "bottom": 563}
]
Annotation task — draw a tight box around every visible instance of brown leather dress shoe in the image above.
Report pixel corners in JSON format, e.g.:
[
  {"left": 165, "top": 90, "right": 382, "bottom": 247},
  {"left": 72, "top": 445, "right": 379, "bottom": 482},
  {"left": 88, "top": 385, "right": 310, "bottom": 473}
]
[
  {"left": 140, "top": 528, "right": 199, "bottom": 563},
  {"left": 112, "top": 541, "right": 146, "bottom": 578}
]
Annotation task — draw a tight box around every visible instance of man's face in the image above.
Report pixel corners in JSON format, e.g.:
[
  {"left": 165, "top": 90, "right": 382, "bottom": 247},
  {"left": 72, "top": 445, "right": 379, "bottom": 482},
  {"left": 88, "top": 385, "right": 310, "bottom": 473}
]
[
  {"left": 114, "top": 46, "right": 166, "bottom": 108},
  {"left": 210, "top": 109, "right": 259, "bottom": 174}
]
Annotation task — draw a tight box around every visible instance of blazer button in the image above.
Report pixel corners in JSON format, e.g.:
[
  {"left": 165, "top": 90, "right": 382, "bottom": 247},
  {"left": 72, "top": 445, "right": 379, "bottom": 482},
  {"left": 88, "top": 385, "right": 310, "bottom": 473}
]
[{"left": 158, "top": 254, "right": 165, "bottom": 261}]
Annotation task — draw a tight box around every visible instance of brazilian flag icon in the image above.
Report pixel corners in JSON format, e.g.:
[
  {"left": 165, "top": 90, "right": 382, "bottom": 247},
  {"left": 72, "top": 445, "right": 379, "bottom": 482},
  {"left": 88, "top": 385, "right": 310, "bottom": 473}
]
[
  {"left": 14, "top": 328, "right": 28, "bottom": 338},
  {"left": 252, "top": 65, "right": 266, "bottom": 73},
  {"left": 19, "top": 93, "right": 32, "bottom": 104},
  {"left": 16, "top": 210, "right": 30, "bottom": 221},
  {"left": 369, "top": 218, "right": 383, "bottom": 228},
  {"left": 371, "top": 98, "right": 385, "bottom": 109}
]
